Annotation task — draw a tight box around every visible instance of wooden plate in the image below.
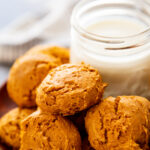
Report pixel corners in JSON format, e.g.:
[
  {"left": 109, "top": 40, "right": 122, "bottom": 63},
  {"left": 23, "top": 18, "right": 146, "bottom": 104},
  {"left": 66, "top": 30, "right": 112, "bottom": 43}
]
[
  {"left": 0, "top": 82, "right": 17, "bottom": 117},
  {"left": 0, "top": 82, "right": 17, "bottom": 150}
]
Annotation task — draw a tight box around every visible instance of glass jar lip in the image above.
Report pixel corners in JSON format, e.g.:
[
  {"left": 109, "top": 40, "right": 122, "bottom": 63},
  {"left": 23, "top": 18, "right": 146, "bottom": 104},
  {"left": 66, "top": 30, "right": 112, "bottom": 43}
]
[{"left": 71, "top": 0, "right": 150, "bottom": 44}]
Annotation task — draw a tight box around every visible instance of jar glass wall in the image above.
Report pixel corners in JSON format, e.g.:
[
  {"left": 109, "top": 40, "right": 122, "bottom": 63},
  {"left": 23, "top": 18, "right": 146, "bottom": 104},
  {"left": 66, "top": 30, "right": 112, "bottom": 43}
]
[{"left": 71, "top": 0, "right": 150, "bottom": 98}]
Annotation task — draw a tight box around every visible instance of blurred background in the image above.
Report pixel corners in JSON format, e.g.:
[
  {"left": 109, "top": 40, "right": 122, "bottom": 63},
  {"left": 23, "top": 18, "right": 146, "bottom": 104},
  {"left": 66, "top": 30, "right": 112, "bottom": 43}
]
[{"left": 0, "top": 0, "right": 78, "bottom": 85}]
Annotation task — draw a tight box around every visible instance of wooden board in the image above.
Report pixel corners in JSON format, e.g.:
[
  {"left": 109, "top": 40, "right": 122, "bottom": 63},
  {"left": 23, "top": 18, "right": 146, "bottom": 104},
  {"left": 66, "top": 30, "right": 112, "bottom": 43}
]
[{"left": 0, "top": 82, "right": 17, "bottom": 150}]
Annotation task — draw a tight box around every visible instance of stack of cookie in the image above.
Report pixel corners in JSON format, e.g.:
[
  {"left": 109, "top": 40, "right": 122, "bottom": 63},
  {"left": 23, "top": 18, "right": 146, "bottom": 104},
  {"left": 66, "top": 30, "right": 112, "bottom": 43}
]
[
  {"left": 0, "top": 46, "right": 75, "bottom": 149},
  {"left": 19, "top": 62, "right": 106, "bottom": 150},
  {"left": 0, "top": 45, "right": 150, "bottom": 150},
  {"left": 0, "top": 45, "right": 106, "bottom": 150}
]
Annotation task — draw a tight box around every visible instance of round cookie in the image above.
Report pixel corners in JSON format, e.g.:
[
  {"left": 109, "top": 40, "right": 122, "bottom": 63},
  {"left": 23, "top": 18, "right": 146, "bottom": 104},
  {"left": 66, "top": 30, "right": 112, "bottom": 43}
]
[
  {"left": 20, "top": 110, "right": 81, "bottom": 150},
  {"left": 7, "top": 51, "right": 61, "bottom": 107},
  {"left": 36, "top": 63, "right": 106, "bottom": 116},
  {"left": 26, "top": 45, "right": 70, "bottom": 64},
  {"left": 85, "top": 96, "right": 150, "bottom": 150},
  {"left": 0, "top": 108, "right": 35, "bottom": 148}
]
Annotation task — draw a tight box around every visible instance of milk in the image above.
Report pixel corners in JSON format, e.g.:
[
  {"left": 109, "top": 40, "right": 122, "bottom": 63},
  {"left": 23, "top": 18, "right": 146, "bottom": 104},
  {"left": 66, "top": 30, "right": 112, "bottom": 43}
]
[
  {"left": 71, "top": 16, "right": 150, "bottom": 98},
  {"left": 86, "top": 16, "right": 147, "bottom": 37}
]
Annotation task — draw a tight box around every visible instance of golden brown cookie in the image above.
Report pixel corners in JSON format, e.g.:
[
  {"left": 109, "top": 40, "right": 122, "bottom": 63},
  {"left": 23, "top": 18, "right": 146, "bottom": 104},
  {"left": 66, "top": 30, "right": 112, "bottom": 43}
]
[
  {"left": 7, "top": 50, "right": 61, "bottom": 107},
  {"left": 36, "top": 63, "right": 106, "bottom": 116},
  {"left": 20, "top": 110, "right": 81, "bottom": 150},
  {"left": 85, "top": 96, "right": 150, "bottom": 150},
  {"left": 26, "top": 45, "right": 70, "bottom": 64},
  {"left": 0, "top": 108, "right": 35, "bottom": 148}
]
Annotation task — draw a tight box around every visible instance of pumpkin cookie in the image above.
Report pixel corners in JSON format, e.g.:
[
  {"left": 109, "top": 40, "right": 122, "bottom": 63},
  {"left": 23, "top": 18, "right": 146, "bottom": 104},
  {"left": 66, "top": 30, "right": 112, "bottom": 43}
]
[
  {"left": 85, "top": 96, "right": 150, "bottom": 150},
  {"left": 26, "top": 45, "right": 70, "bottom": 64},
  {"left": 36, "top": 63, "right": 106, "bottom": 116},
  {"left": 7, "top": 48, "right": 62, "bottom": 107},
  {"left": 20, "top": 110, "right": 81, "bottom": 150},
  {"left": 0, "top": 108, "right": 35, "bottom": 148}
]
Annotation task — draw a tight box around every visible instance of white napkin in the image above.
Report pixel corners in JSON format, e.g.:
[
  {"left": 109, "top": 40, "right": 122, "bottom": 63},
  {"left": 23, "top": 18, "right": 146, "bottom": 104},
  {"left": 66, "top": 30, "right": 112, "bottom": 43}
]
[{"left": 0, "top": 0, "right": 78, "bottom": 63}]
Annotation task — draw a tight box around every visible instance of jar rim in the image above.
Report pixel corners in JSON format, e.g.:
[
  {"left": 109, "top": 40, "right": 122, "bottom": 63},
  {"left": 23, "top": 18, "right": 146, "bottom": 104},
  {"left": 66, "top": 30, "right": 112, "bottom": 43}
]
[{"left": 71, "top": 0, "right": 150, "bottom": 45}]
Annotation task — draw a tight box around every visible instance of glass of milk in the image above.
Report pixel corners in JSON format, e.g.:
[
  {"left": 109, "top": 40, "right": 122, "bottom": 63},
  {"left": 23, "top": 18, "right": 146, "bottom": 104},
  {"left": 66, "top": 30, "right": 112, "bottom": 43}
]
[{"left": 71, "top": 0, "right": 150, "bottom": 98}]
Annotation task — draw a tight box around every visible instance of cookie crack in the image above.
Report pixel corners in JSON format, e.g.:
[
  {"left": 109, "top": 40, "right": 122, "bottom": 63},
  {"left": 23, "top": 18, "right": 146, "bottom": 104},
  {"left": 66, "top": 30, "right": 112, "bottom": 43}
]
[
  {"left": 98, "top": 111, "right": 104, "bottom": 130},
  {"left": 114, "top": 97, "right": 121, "bottom": 114},
  {"left": 104, "top": 129, "right": 108, "bottom": 144}
]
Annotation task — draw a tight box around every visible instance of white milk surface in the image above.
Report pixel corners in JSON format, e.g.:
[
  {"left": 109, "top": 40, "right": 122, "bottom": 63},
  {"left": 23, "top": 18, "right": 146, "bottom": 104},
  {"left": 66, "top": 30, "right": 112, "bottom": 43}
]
[{"left": 87, "top": 17, "right": 147, "bottom": 37}]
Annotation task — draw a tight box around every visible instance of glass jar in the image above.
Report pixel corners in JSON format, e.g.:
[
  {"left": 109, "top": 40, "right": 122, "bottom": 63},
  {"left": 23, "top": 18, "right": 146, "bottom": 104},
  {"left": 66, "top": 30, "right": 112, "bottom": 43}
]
[{"left": 71, "top": 0, "right": 150, "bottom": 98}]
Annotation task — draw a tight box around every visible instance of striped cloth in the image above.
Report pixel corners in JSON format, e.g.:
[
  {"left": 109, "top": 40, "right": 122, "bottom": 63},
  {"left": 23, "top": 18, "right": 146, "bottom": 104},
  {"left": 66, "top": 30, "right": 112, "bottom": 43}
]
[{"left": 0, "top": 0, "right": 77, "bottom": 64}]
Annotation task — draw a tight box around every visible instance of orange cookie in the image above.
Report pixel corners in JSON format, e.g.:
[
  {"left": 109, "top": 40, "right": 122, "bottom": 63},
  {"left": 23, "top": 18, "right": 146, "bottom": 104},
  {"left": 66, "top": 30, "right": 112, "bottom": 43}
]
[
  {"left": 26, "top": 45, "right": 70, "bottom": 64},
  {"left": 36, "top": 63, "right": 106, "bottom": 116},
  {"left": 7, "top": 45, "right": 69, "bottom": 107},
  {"left": 85, "top": 96, "right": 150, "bottom": 150},
  {"left": 20, "top": 110, "right": 81, "bottom": 150},
  {"left": 0, "top": 108, "right": 35, "bottom": 148}
]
